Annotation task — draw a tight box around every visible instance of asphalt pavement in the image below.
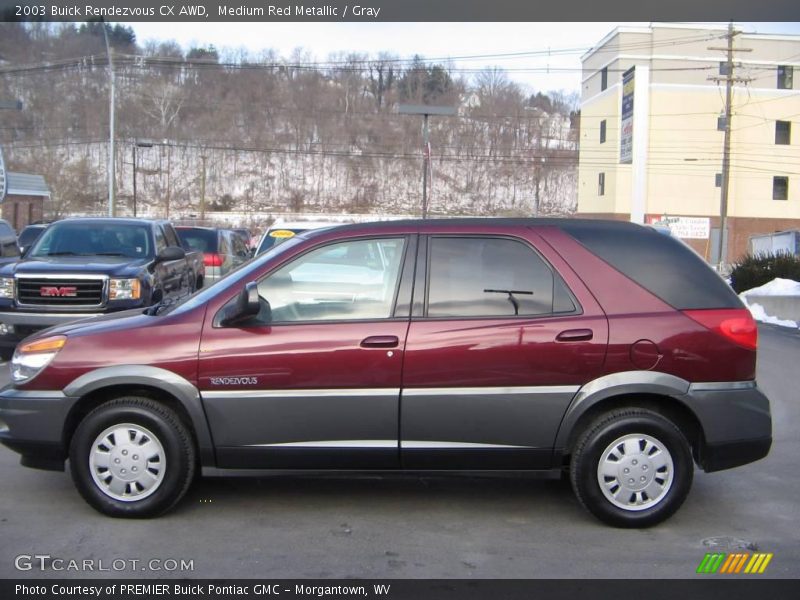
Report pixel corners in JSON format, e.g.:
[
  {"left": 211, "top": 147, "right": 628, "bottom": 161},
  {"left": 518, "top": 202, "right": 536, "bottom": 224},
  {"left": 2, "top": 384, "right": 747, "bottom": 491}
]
[{"left": 0, "top": 324, "right": 798, "bottom": 579}]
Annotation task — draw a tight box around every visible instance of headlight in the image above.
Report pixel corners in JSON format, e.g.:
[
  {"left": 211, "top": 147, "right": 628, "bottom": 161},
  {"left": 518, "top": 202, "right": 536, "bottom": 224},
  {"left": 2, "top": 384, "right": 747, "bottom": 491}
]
[
  {"left": 11, "top": 335, "right": 67, "bottom": 384},
  {"left": 0, "top": 278, "right": 14, "bottom": 299},
  {"left": 109, "top": 278, "right": 141, "bottom": 300}
]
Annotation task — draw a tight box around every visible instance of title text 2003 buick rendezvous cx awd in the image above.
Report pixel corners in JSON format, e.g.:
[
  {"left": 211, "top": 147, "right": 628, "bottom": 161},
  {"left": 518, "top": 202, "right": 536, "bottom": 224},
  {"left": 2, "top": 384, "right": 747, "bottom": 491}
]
[{"left": 0, "top": 219, "right": 771, "bottom": 527}]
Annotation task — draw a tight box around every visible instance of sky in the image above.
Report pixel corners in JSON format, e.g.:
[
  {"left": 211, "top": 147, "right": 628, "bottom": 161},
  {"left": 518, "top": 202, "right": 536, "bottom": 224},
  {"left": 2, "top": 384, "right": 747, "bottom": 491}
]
[{"left": 128, "top": 21, "right": 800, "bottom": 95}]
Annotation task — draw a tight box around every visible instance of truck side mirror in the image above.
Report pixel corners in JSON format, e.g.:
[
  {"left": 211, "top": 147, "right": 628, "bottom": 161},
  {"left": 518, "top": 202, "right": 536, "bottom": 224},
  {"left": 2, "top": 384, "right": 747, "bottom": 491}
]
[{"left": 155, "top": 246, "right": 185, "bottom": 263}]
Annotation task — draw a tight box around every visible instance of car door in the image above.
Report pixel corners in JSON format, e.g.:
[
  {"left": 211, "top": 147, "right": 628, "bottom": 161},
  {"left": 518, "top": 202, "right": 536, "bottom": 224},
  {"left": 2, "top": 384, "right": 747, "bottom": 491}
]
[
  {"left": 400, "top": 229, "right": 608, "bottom": 470},
  {"left": 198, "top": 235, "right": 415, "bottom": 469}
]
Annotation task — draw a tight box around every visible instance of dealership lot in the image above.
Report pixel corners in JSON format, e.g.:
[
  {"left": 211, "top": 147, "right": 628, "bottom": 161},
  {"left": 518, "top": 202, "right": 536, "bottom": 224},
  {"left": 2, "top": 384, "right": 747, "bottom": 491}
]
[{"left": 0, "top": 324, "right": 798, "bottom": 579}]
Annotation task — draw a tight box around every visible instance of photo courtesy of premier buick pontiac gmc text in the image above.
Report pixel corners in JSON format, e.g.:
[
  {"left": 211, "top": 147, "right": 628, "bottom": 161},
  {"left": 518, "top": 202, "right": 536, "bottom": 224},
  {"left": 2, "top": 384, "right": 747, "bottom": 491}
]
[{"left": 0, "top": 219, "right": 771, "bottom": 527}]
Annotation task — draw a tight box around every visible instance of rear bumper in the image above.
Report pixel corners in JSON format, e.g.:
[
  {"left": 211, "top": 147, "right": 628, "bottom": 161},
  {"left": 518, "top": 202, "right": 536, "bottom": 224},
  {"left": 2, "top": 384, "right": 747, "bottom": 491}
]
[
  {"left": 684, "top": 381, "right": 772, "bottom": 472},
  {"left": 702, "top": 437, "right": 772, "bottom": 473}
]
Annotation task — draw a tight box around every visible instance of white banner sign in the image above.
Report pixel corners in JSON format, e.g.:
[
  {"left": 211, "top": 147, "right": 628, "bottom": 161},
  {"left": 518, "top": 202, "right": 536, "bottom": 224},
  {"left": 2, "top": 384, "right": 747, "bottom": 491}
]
[
  {"left": 648, "top": 215, "right": 710, "bottom": 239},
  {"left": 620, "top": 68, "right": 634, "bottom": 164},
  {"left": 0, "top": 146, "right": 7, "bottom": 202}
]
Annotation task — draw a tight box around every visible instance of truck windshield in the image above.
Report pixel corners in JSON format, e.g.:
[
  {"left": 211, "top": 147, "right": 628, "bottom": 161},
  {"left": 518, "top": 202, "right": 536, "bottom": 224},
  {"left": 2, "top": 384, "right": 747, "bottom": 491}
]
[{"left": 28, "top": 222, "right": 153, "bottom": 259}]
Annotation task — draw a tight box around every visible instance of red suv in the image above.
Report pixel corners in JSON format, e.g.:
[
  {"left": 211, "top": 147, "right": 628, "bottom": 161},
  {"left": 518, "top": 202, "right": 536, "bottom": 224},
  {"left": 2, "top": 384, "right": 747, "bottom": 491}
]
[{"left": 0, "top": 219, "right": 771, "bottom": 526}]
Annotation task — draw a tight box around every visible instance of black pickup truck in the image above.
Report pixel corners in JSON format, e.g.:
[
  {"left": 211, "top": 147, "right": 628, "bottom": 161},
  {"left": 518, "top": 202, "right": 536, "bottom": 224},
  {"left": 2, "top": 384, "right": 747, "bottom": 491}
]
[{"left": 0, "top": 218, "right": 204, "bottom": 358}]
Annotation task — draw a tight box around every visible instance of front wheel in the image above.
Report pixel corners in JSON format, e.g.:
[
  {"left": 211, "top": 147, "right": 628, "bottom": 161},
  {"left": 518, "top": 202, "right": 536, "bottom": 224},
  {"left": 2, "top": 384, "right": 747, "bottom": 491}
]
[
  {"left": 69, "top": 397, "right": 195, "bottom": 518},
  {"left": 570, "top": 408, "right": 693, "bottom": 528}
]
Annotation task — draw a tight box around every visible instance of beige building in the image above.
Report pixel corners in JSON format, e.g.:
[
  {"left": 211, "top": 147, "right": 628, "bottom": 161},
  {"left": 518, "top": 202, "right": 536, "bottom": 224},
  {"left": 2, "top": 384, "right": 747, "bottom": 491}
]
[{"left": 577, "top": 24, "right": 800, "bottom": 262}]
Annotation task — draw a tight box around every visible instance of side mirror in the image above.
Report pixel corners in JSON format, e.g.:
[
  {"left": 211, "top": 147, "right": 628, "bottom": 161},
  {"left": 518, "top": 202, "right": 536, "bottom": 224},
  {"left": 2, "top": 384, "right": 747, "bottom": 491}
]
[
  {"left": 155, "top": 245, "right": 185, "bottom": 263},
  {"left": 219, "top": 281, "right": 267, "bottom": 327}
]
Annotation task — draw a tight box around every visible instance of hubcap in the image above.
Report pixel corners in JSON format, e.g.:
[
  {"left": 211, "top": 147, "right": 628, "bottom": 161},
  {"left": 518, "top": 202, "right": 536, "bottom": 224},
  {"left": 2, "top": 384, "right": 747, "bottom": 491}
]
[
  {"left": 89, "top": 423, "right": 166, "bottom": 502},
  {"left": 597, "top": 433, "right": 674, "bottom": 511}
]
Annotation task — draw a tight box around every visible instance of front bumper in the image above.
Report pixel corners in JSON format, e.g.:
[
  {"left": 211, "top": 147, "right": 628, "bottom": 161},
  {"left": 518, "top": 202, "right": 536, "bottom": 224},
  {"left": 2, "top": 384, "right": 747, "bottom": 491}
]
[
  {"left": 683, "top": 381, "right": 772, "bottom": 472},
  {"left": 0, "top": 385, "right": 79, "bottom": 471}
]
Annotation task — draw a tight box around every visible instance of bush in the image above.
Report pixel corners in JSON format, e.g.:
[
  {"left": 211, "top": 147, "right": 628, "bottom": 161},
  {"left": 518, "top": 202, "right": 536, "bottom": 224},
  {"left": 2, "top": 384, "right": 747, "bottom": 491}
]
[{"left": 729, "top": 252, "right": 800, "bottom": 293}]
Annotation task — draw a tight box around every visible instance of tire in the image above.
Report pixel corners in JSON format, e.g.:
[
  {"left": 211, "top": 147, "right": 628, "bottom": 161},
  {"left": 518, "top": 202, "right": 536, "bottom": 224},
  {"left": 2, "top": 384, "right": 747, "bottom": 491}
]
[
  {"left": 69, "top": 397, "right": 196, "bottom": 518},
  {"left": 0, "top": 347, "right": 13, "bottom": 361},
  {"left": 570, "top": 408, "right": 693, "bottom": 528}
]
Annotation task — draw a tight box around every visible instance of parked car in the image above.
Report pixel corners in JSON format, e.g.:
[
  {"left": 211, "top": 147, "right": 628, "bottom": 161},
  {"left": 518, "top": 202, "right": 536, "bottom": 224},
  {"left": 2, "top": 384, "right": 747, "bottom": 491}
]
[
  {"left": 176, "top": 226, "right": 250, "bottom": 285},
  {"left": 0, "top": 219, "right": 771, "bottom": 526},
  {"left": 0, "top": 218, "right": 20, "bottom": 260},
  {"left": 17, "top": 222, "right": 49, "bottom": 256},
  {"left": 0, "top": 218, "right": 204, "bottom": 359},
  {"left": 255, "top": 220, "right": 342, "bottom": 256}
]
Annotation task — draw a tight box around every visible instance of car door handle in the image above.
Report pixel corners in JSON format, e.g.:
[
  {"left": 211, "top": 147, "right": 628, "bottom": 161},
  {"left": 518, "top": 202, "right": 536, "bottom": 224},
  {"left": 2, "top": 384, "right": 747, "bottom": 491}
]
[
  {"left": 360, "top": 335, "right": 400, "bottom": 348},
  {"left": 556, "top": 329, "right": 593, "bottom": 342}
]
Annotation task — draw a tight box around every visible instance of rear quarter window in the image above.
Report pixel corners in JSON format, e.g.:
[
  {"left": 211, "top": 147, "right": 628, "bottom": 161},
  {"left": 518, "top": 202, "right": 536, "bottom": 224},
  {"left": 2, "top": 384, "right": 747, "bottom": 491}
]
[{"left": 560, "top": 222, "right": 742, "bottom": 310}]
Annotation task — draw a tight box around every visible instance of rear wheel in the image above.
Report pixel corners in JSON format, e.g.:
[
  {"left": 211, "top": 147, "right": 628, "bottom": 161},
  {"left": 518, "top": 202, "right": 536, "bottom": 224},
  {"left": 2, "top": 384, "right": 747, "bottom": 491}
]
[
  {"left": 69, "top": 397, "right": 195, "bottom": 518},
  {"left": 570, "top": 408, "right": 693, "bottom": 527}
]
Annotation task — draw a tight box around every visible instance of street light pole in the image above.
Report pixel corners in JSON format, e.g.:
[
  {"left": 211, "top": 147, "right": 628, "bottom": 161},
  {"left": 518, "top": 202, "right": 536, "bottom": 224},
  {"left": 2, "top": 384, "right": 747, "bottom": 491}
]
[
  {"left": 101, "top": 22, "right": 116, "bottom": 217},
  {"left": 398, "top": 104, "right": 456, "bottom": 218}
]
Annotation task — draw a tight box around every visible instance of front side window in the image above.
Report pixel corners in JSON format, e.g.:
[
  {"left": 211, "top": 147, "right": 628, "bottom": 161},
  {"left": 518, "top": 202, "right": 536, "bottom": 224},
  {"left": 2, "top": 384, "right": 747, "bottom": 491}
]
[
  {"left": 426, "top": 237, "right": 574, "bottom": 318},
  {"left": 257, "top": 237, "right": 406, "bottom": 322}
]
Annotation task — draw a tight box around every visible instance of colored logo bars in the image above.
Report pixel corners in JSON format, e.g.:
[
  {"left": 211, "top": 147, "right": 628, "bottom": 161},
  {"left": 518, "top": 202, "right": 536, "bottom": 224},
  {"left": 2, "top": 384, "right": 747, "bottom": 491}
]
[{"left": 696, "top": 552, "right": 773, "bottom": 574}]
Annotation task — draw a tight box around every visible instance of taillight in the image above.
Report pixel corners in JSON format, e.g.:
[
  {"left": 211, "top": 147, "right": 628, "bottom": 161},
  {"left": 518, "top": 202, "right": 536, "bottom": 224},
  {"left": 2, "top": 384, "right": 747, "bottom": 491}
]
[
  {"left": 682, "top": 309, "right": 758, "bottom": 350},
  {"left": 203, "top": 253, "right": 223, "bottom": 267}
]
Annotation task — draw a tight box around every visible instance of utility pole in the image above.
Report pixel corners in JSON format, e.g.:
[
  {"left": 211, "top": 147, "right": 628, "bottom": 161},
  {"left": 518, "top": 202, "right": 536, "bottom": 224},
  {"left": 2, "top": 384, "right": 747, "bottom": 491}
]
[
  {"left": 708, "top": 22, "right": 752, "bottom": 269},
  {"left": 199, "top": 155, "right": 207, "bottom": 222},
  {"left": 101, "top": 22, "right": 116, "bottom": 217}
]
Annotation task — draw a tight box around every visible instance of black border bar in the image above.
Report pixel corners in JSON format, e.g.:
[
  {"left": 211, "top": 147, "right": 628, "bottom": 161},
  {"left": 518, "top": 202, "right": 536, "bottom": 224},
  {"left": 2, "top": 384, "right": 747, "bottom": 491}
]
[
  {"left": 3, "top": 579, "right": 800, "bottom": 600},
  {"left": 1, "top": 0, "right": 800, "bottom": 22}
]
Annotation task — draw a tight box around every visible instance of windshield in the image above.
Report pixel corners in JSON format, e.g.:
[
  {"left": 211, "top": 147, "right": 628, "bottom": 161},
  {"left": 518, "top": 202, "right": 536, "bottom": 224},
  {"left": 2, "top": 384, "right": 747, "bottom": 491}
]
[
  {"left": 256, "top": 228, "right": 310, "bottom": 256},
  {"left": 29, "top": 222, "right": 153, "bottom": 259}
]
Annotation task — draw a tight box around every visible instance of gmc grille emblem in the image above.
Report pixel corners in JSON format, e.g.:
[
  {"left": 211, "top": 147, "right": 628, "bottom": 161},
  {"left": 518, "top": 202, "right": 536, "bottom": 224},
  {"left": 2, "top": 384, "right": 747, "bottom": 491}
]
[{"left": 40, "top": 286, "right": 78, "bottom": 297}]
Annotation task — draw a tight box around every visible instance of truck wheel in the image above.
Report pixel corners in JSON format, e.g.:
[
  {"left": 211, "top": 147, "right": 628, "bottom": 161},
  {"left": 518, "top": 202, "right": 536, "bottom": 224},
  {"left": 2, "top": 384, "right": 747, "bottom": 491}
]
[
  {"left": 570, "top": 408, "right": 693, "bottom": 528},
  {"left": 69, "top": 397, "right": 195, "bottom": 518}
]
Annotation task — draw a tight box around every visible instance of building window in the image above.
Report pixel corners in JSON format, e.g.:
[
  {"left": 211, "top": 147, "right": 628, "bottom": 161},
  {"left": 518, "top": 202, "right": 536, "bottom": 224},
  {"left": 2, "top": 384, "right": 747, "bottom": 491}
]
[
  {"left": 719, "top": 61, "right": 730, "bottom": 76},
  {"left": 778, "top": 65, "right": 793, "bottom": 90},
  {"left": 773, "top": 176, "right": 788, "bottom": 201},
  {"left": 715, "top": 173, "right": 722, "bottom": 188},
  {"left": 717, "top": 116, "right": 726, "bottom": 131},
  {"left": 598, "top": 172, "right": 606, "bottom": 196},
  {"left": 601, "top": 67, "right": 608, "bottom": 91},
  {"left": 600, "top": 119, "right": 607, "bottom": 143},
  {"left": 775, "top": 120, "right": 791, "bottom": 145}
]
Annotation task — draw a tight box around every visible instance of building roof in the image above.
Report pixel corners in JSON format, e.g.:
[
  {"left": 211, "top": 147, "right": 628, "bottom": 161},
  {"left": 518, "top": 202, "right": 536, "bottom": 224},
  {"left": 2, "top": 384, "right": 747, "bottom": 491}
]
[{"left": 6, "top": 172, "right": 50, "bottom": 197}]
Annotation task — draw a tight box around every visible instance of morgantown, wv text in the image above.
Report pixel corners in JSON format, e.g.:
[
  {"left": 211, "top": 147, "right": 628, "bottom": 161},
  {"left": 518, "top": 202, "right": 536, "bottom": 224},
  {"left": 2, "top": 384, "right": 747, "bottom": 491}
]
[{"left": 15, "top": 583, "right": 392, "bottom": 598}]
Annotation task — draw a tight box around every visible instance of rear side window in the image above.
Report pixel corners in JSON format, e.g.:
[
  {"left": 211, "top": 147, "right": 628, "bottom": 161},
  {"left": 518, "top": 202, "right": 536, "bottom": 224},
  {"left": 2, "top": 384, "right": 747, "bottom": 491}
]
[
  {"left": 426, "top": 237, "right": 575, "bottom": 318},
  {"left": 561, "top": 222, "right": 742, "bottom": 310}
]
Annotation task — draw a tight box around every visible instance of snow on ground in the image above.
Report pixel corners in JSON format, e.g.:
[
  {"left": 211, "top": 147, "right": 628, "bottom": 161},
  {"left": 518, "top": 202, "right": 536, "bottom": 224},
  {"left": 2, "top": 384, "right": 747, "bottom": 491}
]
[
  {"left": 739, "top": 278, "right": 800, "bottom": 328},
  {"left": 743, "top": 301, "right": 798, "bottom": 328},
  {"left": 740, "top": 278, "right": 800, "bottom": 298}
]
